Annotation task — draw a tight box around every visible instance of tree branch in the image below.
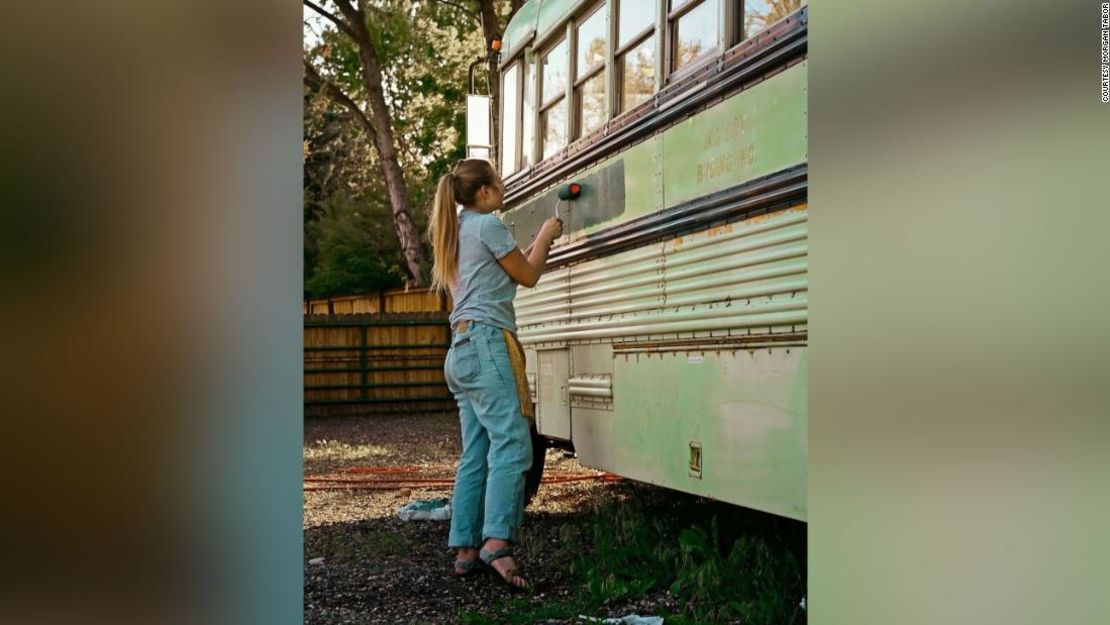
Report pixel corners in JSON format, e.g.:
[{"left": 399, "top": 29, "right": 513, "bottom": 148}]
[
  {"left": 303, "top": 0, "right": 356, "bottom": 39},
  {"left": 304, "top": 60, "right": 379, "bottom": 145},
  {"left": 332, "top": 0, "right": 363, "bottom": 36},
  {"left": 430, "top": 0, "right": 479, "bottom": 22}
]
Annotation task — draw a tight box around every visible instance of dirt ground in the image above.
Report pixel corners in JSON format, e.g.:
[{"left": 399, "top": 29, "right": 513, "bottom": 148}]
[{"left": 304, "top": 412, "right": 805, "bottom": 624}]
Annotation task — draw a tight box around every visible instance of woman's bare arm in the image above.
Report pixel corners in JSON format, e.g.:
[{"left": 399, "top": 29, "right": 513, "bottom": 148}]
[
  {"left": 497, "top": 241, "right": 551, "bottom": 288},
  {"left": 498, "top": 218, "right": 562, "bottom": 287}
]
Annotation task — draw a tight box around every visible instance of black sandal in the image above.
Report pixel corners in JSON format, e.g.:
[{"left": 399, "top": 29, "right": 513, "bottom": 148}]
[
  {"left": 452, "top": 557, "right": 485, "bottom": 578},
  {"left": 479, "top": 546, "right": 529, "bottom": 592}
]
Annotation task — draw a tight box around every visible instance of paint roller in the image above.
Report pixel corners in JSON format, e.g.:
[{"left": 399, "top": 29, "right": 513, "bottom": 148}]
[{"left": 553, "top": 182, "right": 582, "bottom": 220}]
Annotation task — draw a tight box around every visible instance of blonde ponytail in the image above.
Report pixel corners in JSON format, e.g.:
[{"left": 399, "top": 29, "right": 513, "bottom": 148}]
[
  {"left": 427, "top": 159, "right": 498, "bottom": 293},
  {"left": 428, "top": 172, "right": 459, "bottom": 293}
]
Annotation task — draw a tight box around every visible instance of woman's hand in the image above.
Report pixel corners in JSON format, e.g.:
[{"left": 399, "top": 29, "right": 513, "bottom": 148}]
[{"left": 539, "top": 217, "right": 563, "bottom": 244}]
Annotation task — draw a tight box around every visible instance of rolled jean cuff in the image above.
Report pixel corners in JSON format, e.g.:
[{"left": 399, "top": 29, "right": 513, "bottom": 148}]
[
  {"left": 481, "top": 525, "right": 516, "bottom": 543},
  {"left": 448, "top": 532, "right": 482, "bottom": 549}
]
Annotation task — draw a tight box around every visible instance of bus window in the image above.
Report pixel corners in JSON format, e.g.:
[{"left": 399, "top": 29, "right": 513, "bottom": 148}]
[
  {"left": 671, "top": 0, "right": 719, "bottom": 73},
  {"left": 617, "top": 0, "right": 653, "bottom": 48},
  {"left": 541, "top": 98, "right": 568, "bottom": 161},
  {"left": 616, "top": 0, "right": 656, "bottom": 114},
  {"left": 500, "top": 62, "right": 520, "bottom": 177},
  {"left": 578, "top": 73, "right": 606, "bottom": 138},
  {"left": 541, "top": 39, "right": 568, "bottom": 122},
  {"left": 619, "top": 37, "right": 654, "bottom": 113},
  {"left": 576, "top": 4, "right": 607, "bottom": 74},
  {"left": 574, "top": 3, "right": 607, "bottom": 138},
  {"left": 540, "top": 38, "right": 569, "bottom": 159},
  {"left": 521, "top": 58, "right": 535, "bottom": 169},
  {"left": 743, "top": 0, "right": 800, "bottom": 39}
]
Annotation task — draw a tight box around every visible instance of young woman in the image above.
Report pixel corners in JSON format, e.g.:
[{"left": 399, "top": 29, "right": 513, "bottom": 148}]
[{"left": 427, "top": 158, "right": 563, "bottom": 591}]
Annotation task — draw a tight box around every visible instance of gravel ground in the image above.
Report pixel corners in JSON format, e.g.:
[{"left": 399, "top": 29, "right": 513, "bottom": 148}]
[{"left": 304, "top": 412, "right": 804, "bottom": 624}]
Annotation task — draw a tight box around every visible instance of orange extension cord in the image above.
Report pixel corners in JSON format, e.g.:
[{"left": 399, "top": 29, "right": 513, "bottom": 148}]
[{"left": 303, "top": 465, "right": 621, "bottom": 492}]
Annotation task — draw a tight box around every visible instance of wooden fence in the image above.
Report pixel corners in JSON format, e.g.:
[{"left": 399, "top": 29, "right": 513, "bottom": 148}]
[
  {"left": 304, "top": 313, "right": 455, "bottom": 417},
  {"left": 304, "top": 286, "right": 452, "bottom": 316}
]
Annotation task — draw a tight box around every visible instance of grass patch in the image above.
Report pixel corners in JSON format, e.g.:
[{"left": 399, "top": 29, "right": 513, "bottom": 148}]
[
  {"left": 579, "top": 501, "right": 805, "bottom": 624},
  {"left": 461, "top": 497, "right": 806, "bottom": 625}
]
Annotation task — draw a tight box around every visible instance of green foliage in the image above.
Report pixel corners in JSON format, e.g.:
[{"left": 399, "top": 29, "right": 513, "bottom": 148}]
[
  {"left": 304, "top": 0, "right": 491, "bottom": 297},
  {"left": 667, "top": 519, "right": 804, "bottom": 624},
  {"left": 304, "top": 195, "right": 405, "bottom": 298},
  {"left": 576, "top": 503, "right": 676, "bottom": 602},
  {"left": 575, "top": 501, "right": 805, "bottom": 625},
  {"left": 459, "top": 497, "right": 806, "bottom": 625}
]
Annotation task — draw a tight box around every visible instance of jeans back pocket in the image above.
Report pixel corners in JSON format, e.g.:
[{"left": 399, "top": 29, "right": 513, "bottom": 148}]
[{"left": 448, "top": 337, "right": 480, "bottom": 385}]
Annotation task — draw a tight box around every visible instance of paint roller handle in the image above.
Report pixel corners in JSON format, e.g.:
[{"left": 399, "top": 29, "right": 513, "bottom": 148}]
[{"left": 538, "top": 217, "right": 563, "bottom": 245}]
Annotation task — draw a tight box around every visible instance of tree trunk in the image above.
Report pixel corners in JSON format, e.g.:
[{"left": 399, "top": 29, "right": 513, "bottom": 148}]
[
  {"left": 334, "top": 0, "right": 425, "bottom": 287},
  {"left": 354, "top": 40, "right": 424, "bottom": 287}
]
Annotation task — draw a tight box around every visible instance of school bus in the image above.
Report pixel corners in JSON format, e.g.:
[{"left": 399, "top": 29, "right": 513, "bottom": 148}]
[{"left": 473, "top": 0, "right": 807, "bottom": 521}]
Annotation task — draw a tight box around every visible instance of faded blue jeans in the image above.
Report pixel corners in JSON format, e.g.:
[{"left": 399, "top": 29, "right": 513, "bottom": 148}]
[{"left": 444, "top": 320, "right": 532, "bottom": 548}]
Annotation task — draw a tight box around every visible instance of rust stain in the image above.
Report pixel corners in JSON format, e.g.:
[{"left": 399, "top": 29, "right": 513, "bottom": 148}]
[
  {"left": 706, "top": 223, "right": 734, "bottom": 237},
  {"left": 740, "top": 203, "right": 807, "bottom": 227}
]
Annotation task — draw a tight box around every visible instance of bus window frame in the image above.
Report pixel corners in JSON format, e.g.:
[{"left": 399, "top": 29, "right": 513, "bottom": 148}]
[
  {"left": 538, "top": 34, "right": 570, "bottom": 160},
  {"left": 572, "top": 1, "right": 608, "bottom": 140},
  {"left": 499, "top": 60, "right": 522, "bottom": 178},
  {"left": 737, "top": 0, "right": 803, "bottom": 44},
  {"left": 670, "top": 0, "right": 701, "bottom": 12},
  {"left": 499, "top": 3, "right": 806, "bottom": 201},
  {"left": 665, "top": 0, "right": 722, "bottom": 80},
  {"left": 501, "top": 0, "right": 799, "bottom": 171},
  {"left": 498, "top": 39, "right": 533, "bottom": 181},
  {"left": 612, "top": 0, "right": 658, "bottom": 118},
  {"left": 518, "top": 52, "right": 537, "bottom": 173}
]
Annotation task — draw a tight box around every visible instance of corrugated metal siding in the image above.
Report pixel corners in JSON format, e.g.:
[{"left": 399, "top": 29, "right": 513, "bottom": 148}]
[{"left": 516, "top": 204, "right": 808, "bottom": 345}]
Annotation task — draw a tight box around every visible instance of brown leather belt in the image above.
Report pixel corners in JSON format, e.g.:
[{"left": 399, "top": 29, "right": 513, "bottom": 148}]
[{"left": 455, "top": 319, "right": 470, "bottom": 333}]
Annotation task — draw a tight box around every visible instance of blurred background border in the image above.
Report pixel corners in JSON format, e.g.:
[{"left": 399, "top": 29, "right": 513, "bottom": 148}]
[{"left": 0, "top": 1, "right": 1106, "bottom": 624}]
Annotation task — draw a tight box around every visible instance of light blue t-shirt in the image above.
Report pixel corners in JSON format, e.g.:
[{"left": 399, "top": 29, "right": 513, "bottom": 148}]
[{"left": 448, "top": 209, "right": 520, "bottom": 332}]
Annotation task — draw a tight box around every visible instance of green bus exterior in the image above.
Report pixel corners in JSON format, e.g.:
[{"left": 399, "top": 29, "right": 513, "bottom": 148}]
[{"left": 495, "top": 0, "right": 807, "bottom": 521}]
